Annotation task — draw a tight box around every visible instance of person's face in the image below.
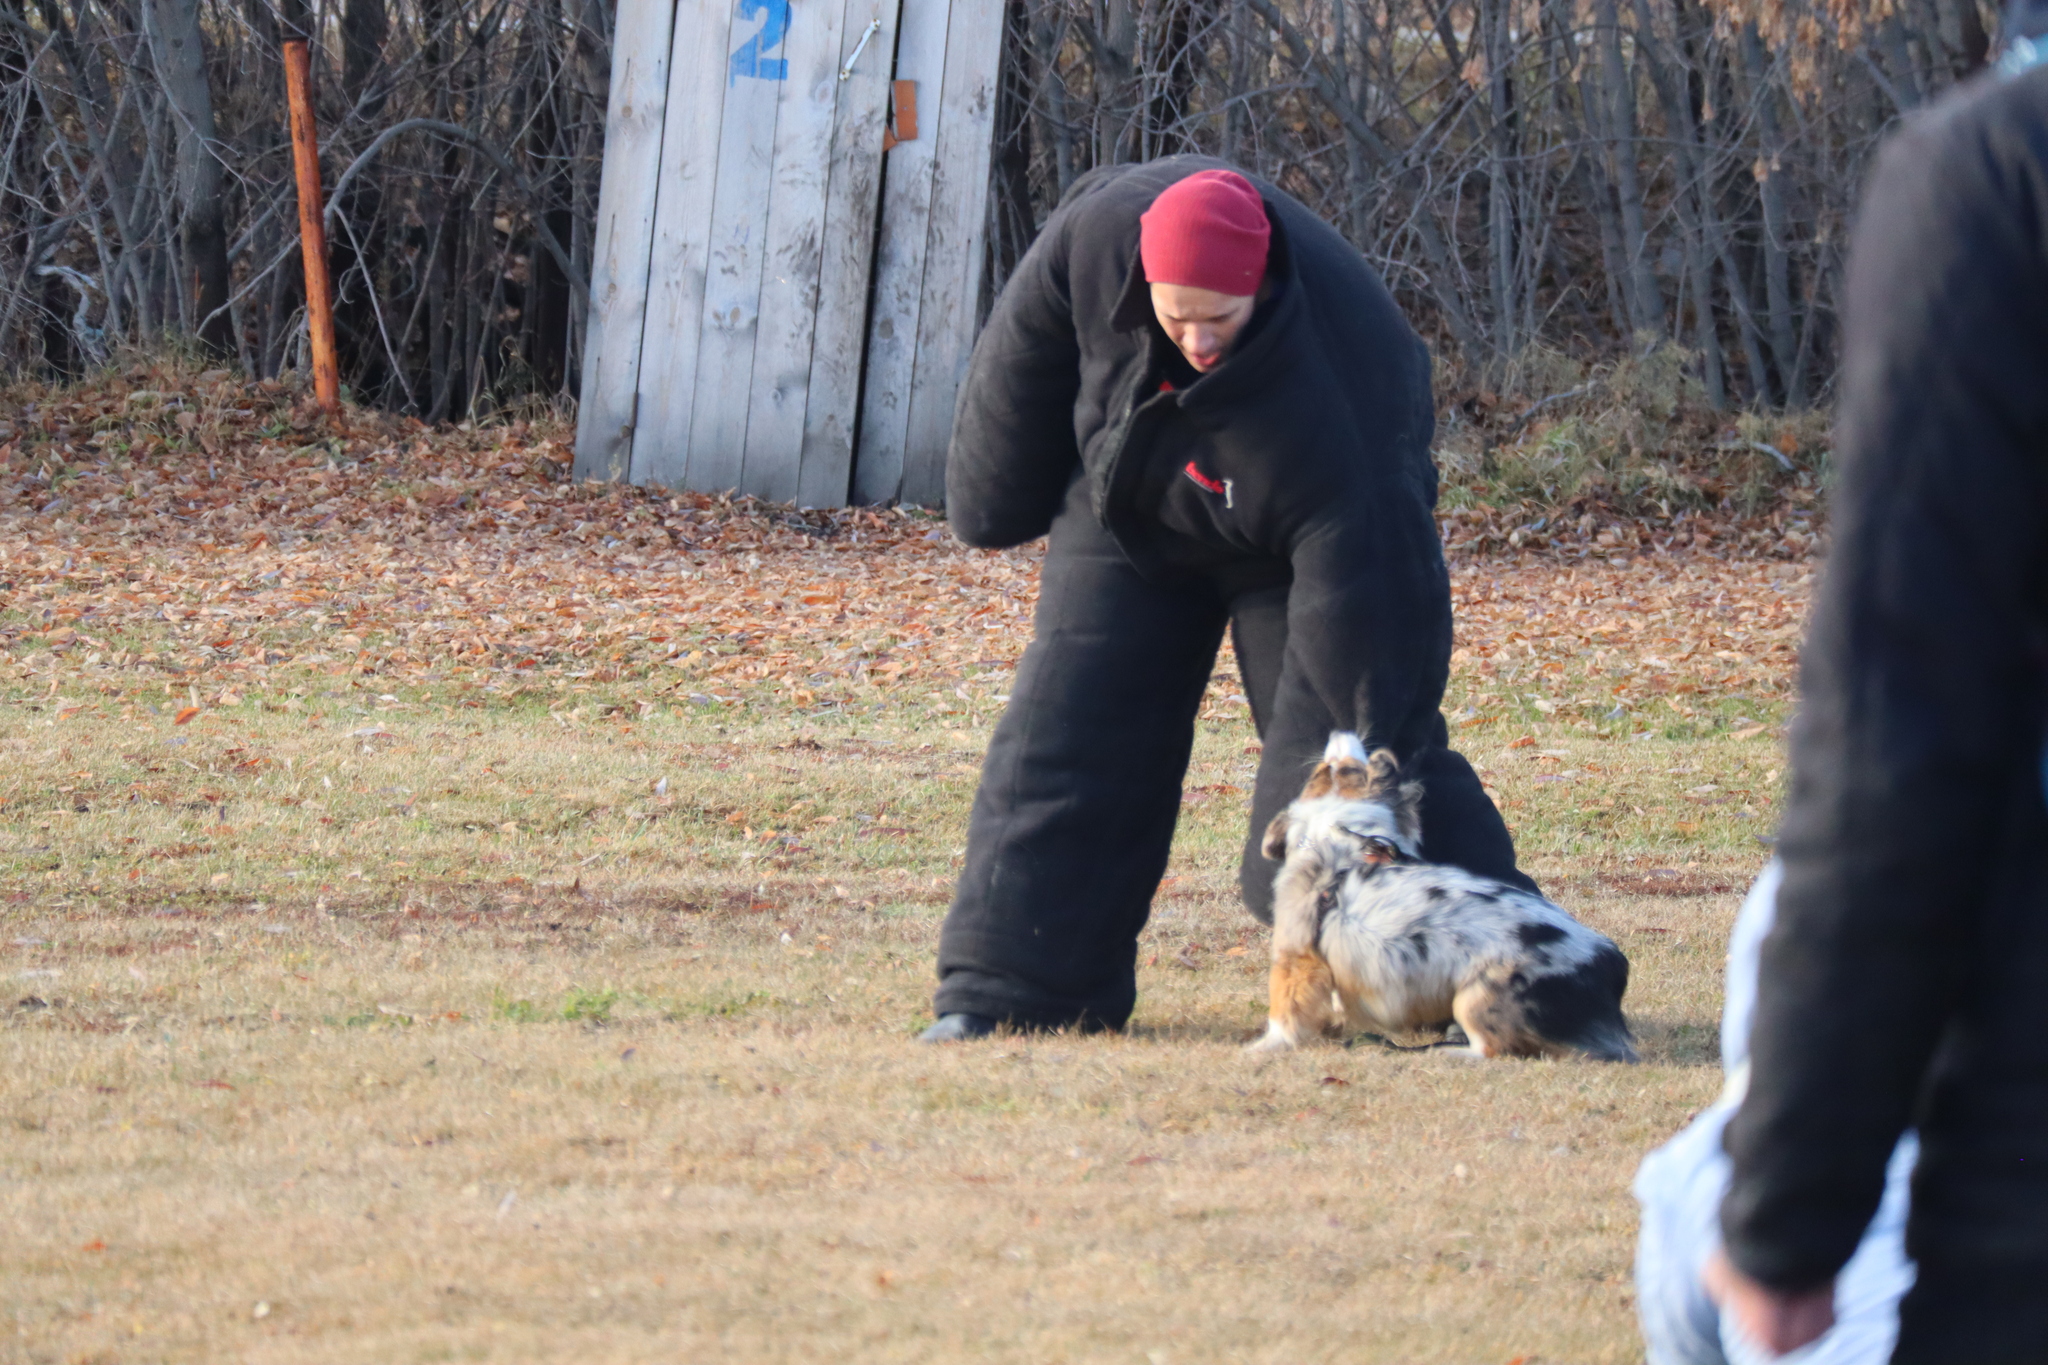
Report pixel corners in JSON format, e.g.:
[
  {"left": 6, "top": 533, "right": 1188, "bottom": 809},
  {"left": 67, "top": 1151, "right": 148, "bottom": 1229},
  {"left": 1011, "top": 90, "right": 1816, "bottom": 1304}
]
[{"left": 1149, "top": 282, "right": 1258, "bottom": 373}]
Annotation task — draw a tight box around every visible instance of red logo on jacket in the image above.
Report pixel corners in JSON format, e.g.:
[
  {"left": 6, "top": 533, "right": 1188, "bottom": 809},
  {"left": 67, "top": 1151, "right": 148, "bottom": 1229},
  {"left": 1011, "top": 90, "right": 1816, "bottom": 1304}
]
[{"left": 1182, "top": 462, "right": 1235, "bottom": 508}]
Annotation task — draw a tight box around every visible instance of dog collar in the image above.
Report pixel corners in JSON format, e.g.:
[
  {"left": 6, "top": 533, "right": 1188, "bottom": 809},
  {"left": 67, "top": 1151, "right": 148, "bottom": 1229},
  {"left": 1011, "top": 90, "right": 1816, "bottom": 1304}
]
[{"left": 1349, "top": 834, "right": 1414, "bottom": 868}]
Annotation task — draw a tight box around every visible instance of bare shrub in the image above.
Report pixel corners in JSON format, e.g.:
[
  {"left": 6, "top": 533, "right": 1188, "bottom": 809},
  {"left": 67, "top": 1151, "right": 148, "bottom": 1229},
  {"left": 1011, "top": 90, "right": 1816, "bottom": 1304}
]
[
  {"left": 1, "top": 0, "right": 1999, "bottom": 429},
  {"left": 1, "top": 0, "right": 605, "bottom": 419},
  {"left": 992, "top": 0, "right": 1997, "bottom": 411}
]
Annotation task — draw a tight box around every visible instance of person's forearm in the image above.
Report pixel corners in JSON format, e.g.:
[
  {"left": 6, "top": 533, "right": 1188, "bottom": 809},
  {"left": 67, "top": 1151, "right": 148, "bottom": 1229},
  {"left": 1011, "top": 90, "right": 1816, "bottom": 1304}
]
[
  {"left": 1287, "top": 510, "right": 1449, "bottom": 753},
  {"left": 945, "top": 225, "right": 1084, "bottom": 547}
]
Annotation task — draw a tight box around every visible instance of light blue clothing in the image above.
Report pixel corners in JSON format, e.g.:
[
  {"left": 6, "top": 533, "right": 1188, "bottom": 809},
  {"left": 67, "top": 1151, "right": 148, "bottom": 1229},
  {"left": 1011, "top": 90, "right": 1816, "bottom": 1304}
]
[{"left": 1633, "top": 861, "right": 1918, "bottom": 1365}]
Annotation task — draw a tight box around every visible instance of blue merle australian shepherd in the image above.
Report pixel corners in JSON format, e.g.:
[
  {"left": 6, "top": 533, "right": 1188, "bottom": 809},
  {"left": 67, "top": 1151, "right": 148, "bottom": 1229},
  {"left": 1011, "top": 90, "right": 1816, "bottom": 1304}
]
[{"left": 1249, "top": 733, "right": 1637, "bottom": 1062}]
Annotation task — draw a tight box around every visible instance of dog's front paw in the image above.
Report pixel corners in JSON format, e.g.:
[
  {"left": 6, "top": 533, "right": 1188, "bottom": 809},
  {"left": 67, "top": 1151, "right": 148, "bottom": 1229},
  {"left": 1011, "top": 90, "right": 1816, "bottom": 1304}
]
[{"left": 1244, "top": 1021, "right": 1300, "bottom": 1053}]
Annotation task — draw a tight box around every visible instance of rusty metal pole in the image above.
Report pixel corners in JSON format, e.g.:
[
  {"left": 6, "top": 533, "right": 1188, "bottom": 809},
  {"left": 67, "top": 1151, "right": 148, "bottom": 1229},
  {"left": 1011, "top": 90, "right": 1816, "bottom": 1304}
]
[{"left": 282, "top": 39, "right": 341, "bottom": 415}]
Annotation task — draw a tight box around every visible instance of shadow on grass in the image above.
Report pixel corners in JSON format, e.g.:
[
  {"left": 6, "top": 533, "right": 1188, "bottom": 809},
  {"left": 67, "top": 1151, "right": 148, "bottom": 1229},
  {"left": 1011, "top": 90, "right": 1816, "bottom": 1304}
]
[
  {"left": 1631, "top": 1014, "right": 1721, "bottom": 1067},
  {"left": 1134, "top": 1012, "right": 1723, "bottom": 1065},
  {"left": 1125, "top": 1015, "right": 1270, "bottom": 1046}
]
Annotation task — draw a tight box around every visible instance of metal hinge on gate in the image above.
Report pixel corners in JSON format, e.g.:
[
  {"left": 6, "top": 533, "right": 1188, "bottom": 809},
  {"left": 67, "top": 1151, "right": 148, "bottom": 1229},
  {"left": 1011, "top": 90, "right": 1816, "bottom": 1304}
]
[{"left": 883, "top": 80, "right": 918, "bottom": 152}]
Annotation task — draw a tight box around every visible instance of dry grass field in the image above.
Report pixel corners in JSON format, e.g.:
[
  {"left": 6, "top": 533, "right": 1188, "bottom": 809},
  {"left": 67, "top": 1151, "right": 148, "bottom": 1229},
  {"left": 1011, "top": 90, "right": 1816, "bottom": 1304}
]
[{"left": 0, "top": 370, "right": 1815, "bottom": 1363}]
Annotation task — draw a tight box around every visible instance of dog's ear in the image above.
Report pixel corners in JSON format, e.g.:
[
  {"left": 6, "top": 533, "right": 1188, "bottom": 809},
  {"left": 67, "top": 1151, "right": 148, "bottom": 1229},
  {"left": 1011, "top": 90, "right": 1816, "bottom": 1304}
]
[
  {"left": 1299, "top": 760, "right": 1335, "bottom": 800},
  {"left": 1262, "top": 809, "right": 1293, "bottom": 860},
  {"left": 1362, "top": 748, "right": 1402, "bottom": 796},
  {"left": 1394, "top": 779, "right": 1425, "bottom": 845}
]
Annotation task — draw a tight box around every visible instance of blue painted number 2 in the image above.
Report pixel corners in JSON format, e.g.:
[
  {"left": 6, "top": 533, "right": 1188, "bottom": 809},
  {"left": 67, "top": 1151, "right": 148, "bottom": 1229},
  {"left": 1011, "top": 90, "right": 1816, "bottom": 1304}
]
[{"left": 730, "top": 0, "right": 790, "bottom": 84}]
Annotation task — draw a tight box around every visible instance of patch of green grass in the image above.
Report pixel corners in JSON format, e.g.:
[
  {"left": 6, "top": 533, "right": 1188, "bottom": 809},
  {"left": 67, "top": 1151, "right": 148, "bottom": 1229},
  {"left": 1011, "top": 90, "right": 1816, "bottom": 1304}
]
[
  {"left": 491, "top": 994, "right": 544, "bottom": 1023},
  {"left": 670, "top": 988, "right": 780, "bottom": 1021},
  {"left": 559, "top": 986, "right": 618, "bottom": 1023}
]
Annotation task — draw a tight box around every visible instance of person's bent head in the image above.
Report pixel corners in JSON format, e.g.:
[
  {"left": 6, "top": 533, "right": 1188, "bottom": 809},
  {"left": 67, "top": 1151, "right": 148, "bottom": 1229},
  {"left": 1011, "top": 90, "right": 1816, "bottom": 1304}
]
[{"left": 1140, "top": 170, "right": 1270, "bottom": 373}]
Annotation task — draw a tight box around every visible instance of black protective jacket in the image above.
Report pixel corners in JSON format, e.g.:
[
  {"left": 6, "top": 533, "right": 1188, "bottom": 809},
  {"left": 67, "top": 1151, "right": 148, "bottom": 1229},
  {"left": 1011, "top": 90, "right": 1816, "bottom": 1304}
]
[
  {"left": 946, "top": 156, "right": 1450, "bottom": 758},
  {"left": 1720, "top": 66, "right": 2048, "bottom": 1360}
]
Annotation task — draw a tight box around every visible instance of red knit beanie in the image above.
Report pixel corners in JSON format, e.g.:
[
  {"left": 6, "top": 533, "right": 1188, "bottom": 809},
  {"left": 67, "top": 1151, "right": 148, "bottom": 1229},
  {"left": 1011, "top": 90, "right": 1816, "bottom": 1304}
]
[{"left": 1139, "top": 170, "right": 1270, "bottom": 296}]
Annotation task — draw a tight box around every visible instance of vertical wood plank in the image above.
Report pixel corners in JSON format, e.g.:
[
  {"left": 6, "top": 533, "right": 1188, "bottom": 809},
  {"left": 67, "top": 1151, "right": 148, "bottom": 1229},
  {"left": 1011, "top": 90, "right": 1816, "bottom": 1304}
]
[
  {"left": 897, "top": 0, "right": 1005, "bottom": 506},
  {"left": 795, "top": 1, "right": 898, "bottom": 508},
  {"left": 572, "top": 0, "right": 678, "bottom": 482},
  {"left": 683, "top": 4, "right": 792, "bottom": 494},
  {"left": 736, "top": 0, "right": 856, "bottom": 502},
  {"left": 851, "top": 0, "right": 950, "bottom": 505},
  {"left": 626, "top": 0, "right": 733, "bottom": 489}
]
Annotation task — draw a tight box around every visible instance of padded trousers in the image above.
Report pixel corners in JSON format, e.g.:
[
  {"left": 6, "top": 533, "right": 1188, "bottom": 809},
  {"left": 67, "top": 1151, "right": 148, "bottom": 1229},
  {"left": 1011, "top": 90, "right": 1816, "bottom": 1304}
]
[{"left": 931, "top": 478, "right": 1533, "bottom": 1030}]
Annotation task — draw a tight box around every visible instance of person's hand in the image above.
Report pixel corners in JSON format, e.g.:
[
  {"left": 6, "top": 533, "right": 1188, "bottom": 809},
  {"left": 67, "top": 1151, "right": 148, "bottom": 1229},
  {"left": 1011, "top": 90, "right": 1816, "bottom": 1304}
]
[{"left": 1704, "top": 1249, "right": 1836, "bottom": 1355}]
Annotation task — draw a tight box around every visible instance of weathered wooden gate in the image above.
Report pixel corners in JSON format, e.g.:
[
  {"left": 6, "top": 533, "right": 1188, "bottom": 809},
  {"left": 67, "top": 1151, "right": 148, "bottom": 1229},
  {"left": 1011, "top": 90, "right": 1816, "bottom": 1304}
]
[{"left": 574, "top": 0, "right": 1004, "bottom": 508}]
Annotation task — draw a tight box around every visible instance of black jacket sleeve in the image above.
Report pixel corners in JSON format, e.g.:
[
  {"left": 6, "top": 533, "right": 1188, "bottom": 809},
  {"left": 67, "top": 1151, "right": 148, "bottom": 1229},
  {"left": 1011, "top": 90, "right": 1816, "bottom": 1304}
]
[
  {"left": 1280, "top": 462, "right": 1453, "bottom": 758},
  {"left": 1720, "top": 75, "right": 2048, "bottom": 1290},
  {"left": 944, "top": 216, "right": 1084, "bottom": 548}
]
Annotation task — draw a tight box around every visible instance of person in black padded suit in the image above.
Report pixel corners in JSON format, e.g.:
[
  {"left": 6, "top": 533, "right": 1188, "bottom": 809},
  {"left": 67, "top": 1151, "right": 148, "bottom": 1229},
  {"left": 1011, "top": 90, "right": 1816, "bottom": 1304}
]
[
  {"left": 1709, "top": 7, "right": 2048, "bottom": 1360},
  {"left": 920, "top": 162, "right": 1535, "bottom": 1041}
]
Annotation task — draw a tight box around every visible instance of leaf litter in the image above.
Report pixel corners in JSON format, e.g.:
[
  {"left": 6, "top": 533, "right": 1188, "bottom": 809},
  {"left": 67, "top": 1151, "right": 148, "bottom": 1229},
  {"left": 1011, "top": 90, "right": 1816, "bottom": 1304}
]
[{"left": 0, "top": 362, "right": 1813, "bottom": 717}]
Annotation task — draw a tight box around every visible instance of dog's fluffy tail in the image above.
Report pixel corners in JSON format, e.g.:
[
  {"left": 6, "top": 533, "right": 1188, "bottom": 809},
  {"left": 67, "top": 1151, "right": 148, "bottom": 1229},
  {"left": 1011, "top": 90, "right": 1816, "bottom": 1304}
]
[{"left": 1324, "top": 731, "right": 1369, "bottom": 764}]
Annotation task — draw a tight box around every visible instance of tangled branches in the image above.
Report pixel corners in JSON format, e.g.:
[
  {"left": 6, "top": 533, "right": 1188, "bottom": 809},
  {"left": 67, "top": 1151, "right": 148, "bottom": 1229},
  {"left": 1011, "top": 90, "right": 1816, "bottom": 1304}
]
[{"left": 1, "top": 0, "right": 607, "bottom": 419}]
